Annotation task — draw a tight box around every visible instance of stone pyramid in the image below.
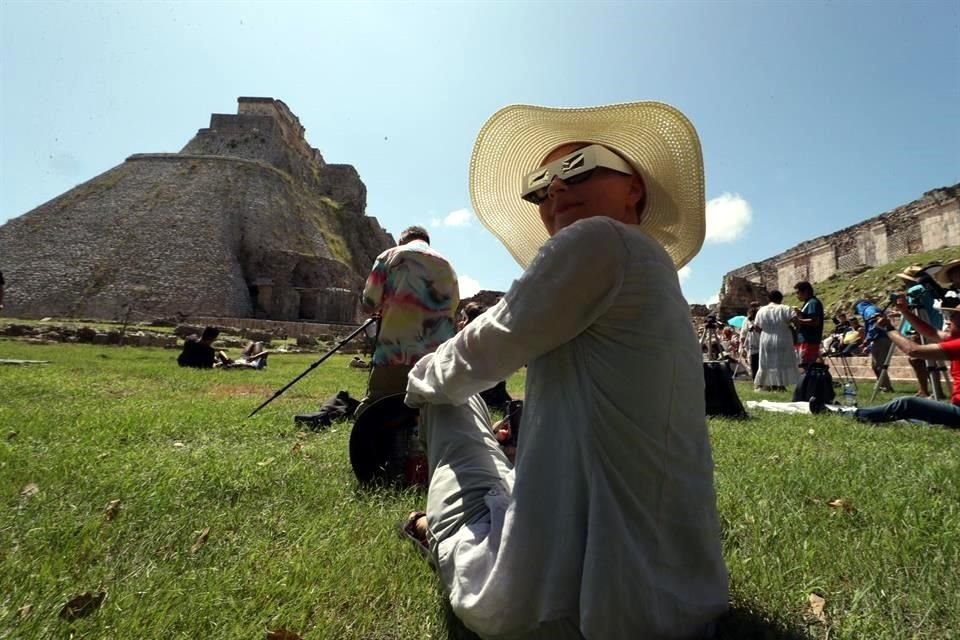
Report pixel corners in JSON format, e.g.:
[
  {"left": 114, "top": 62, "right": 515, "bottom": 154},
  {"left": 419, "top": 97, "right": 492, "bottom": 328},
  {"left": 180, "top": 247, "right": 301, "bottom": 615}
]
[{"left": 0, "top": 97, "right": 395, "bottom": 323}]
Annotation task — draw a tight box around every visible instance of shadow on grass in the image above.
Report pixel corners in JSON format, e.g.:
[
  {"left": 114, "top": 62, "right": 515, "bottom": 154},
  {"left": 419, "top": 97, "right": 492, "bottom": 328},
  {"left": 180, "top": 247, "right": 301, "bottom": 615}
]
[
  {"left": 715, "top": 604, "right": 811, "bottom": 639},
  {"left": 439, "top": 597, "right": 811, "bottom": 640}
]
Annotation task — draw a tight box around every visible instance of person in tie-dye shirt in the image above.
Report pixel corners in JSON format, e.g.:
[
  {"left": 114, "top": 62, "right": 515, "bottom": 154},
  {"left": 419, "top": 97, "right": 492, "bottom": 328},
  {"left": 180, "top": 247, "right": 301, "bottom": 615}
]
[{"left": 358, "top": 226, "right": 459, "bottom": 414}]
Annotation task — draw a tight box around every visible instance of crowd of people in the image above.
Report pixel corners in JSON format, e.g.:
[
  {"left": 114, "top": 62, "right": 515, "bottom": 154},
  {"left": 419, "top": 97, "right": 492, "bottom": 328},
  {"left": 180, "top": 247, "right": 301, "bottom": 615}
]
[
  {"left": 136, "top": 96, "right": 960, "bottom": 638},
  {"left": 708, "top": 260, "right": 960, "bottom": 430}
]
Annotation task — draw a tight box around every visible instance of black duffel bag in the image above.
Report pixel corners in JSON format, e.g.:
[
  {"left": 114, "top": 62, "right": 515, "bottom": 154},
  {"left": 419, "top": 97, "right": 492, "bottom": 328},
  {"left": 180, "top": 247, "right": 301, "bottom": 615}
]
[
  {"left": 704, "top": 360, "right": 747, "bottom": 418},
  {"left": 792, "top": 362, "right": 836, "bottom": 404}
]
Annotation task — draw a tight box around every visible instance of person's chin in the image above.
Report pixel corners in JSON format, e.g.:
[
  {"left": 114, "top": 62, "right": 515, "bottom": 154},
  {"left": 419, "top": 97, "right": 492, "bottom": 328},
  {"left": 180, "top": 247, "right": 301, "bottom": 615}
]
[{"left": 553, "top": 209, "right": 587, "bottom": 231}]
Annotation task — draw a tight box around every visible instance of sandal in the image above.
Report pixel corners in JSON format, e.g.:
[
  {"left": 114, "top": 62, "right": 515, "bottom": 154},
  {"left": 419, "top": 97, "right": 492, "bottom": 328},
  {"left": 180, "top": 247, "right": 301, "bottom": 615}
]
[{"left": 397, "top": 511, "right": 436, "bottom": 569}]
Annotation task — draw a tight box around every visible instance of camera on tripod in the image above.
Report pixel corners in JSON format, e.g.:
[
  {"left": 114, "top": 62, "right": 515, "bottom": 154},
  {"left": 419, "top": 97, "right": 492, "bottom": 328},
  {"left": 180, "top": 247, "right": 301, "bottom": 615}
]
[
  {"left": 703, "top": 315, "right": 720, "bottom": 330},
  {"left": 888, "top": 290, "right": 923, "bottom": 308}
]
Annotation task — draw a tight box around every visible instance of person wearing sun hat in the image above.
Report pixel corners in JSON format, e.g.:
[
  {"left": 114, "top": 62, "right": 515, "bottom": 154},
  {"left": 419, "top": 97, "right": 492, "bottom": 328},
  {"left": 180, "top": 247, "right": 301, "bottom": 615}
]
[
  {"left": 895, "top": 264, "right": 946, "bottom": 398},
  {"left": 404, "top": 102, "right": 728, "bottom": 639},
  {"left": 811, "top": 295, "right": 960, "bottom": 426},
  {"left": 934, "top": 257, "right": 960, "bottom": 292}
]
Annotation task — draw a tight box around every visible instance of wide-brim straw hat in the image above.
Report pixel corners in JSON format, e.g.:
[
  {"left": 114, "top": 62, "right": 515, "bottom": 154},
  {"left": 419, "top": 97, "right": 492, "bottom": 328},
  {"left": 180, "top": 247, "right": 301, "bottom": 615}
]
[
  {"left": 896, "top": 264, "right": 924, "bottom": 282},
  {"left": 934, "top": 258, "right": 960, "bottom": 287},
  {"left": 469, "top": 101, "right": 705, "bottom": 269}
]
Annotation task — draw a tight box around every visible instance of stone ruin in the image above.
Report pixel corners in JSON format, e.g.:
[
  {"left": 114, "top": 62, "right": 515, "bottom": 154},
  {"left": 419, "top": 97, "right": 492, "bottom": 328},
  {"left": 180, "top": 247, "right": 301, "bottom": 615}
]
[
  {"left": 715, "top": 274, "right": 769, "bottom": 319},
  {"left": 0, "top": 97, "right": 395, "bottom": 324},
  {"left": 716, "top": 183, "right": 959, "bottom": 314}
]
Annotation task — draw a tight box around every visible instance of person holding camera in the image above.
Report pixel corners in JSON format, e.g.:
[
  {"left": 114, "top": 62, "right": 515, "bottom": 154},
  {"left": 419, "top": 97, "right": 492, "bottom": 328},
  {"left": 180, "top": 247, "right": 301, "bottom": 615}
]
[
  {"left": 403, "top": 102, "right": 727, "bottom": 639},
  {"left": 896, "top": 265, "right": 946, "bottom": 398},
  {"left": 739, "top": 302, "right": 762, "bottom": 381},
  {"left": 811, "top": 296, "right": 960, "bottom": 427}
]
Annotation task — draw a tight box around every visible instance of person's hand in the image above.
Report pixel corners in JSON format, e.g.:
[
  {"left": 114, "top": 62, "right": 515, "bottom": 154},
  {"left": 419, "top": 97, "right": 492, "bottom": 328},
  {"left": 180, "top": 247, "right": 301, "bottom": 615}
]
[
  {"left": 492, "top": 419, "right": 516, "bottom": 464},
  {"left": 875, "top": 313, "right": 894, "bottom": 331},
  {"left": 493, "top": 418, "right": 509, "bottom": 442},
  {"left": 893, "top": 292, "right": 909, "bottom": 313}
]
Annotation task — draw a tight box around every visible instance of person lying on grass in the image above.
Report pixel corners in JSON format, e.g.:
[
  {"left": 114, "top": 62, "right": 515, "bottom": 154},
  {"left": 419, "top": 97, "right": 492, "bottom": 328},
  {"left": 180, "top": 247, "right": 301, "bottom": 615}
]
[
  {"left": 402, "top": 102, "right": 729, "bottom": 640},
  {"left": 177, "top": 327, "right": 270, "bottom": 370},
  {"left": 810, "top": 296, "right": 960, "bottom": 427}
]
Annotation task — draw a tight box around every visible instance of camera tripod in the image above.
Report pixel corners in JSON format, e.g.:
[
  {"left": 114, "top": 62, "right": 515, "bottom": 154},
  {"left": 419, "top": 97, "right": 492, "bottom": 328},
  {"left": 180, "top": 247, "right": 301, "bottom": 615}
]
[{"left": 869, "top": 306, "right": 950, "bottom": 403}]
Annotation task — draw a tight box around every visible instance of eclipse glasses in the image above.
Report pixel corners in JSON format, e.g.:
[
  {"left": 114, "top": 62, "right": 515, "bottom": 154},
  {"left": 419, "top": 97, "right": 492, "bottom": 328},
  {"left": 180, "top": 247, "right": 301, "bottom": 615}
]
[{"left": 521, "top": 144, "right": 634, "bottom": 205}]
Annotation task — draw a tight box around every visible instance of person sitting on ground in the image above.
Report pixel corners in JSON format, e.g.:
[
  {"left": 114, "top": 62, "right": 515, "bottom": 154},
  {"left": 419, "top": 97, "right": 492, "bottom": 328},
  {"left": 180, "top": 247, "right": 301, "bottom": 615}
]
[
  {"left": 403, "top": 101, "right": 728, "bottom": 639},
  {"left": 720, "top": 326, "right": 738, "bottom": 362},
  {"left": 811, "top": 296, "right": 960, "bottom": 427},
  {"left": 177, "top": 328, "right": 270, "bottom": 370},
  {"left": 177, "top": 326, "right": 222, "bottom": 369},
  {"left": 840, "top": 317, "right": 866, "bottom": 356},
  {"left": 230, "top": 340, "right": 270, "bottom": 369}
]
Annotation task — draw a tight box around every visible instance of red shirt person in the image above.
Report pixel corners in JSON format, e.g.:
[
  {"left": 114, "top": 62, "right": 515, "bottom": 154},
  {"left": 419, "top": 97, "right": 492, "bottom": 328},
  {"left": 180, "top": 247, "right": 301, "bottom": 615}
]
[{"left": 812, "top": 296, "right": 960, "bottom": 426}]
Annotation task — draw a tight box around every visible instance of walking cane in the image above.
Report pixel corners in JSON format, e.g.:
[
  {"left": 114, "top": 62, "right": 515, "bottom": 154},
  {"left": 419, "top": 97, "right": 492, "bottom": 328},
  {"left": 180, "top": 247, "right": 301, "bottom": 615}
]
[{"left": 248, "top": 316, "right": 379, "bottom": 418}]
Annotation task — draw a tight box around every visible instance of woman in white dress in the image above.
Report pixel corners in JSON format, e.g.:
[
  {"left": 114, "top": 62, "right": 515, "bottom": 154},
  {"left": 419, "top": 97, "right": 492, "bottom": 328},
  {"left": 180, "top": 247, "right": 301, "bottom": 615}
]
[{"left": 754, "top": 290, "right": 799, "bottom": 390}]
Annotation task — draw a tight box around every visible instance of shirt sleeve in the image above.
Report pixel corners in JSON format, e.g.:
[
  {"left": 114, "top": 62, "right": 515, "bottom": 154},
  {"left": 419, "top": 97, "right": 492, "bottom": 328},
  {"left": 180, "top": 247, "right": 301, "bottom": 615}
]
[
  {"left": 939, "top": 337, "right": 960, "bottom": 360},
  {"left": 405, "top": 217, "right": 627, "bottom": 407},
  {"left": 361, "top": 253, "right": 388, "bottom": 312}
]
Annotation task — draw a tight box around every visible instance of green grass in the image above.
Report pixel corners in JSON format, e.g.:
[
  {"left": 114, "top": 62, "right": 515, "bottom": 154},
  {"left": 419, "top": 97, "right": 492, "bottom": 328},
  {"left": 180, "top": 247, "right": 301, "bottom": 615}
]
[{"left": 1, "top": 341, "right": 958, "bottom": 639}]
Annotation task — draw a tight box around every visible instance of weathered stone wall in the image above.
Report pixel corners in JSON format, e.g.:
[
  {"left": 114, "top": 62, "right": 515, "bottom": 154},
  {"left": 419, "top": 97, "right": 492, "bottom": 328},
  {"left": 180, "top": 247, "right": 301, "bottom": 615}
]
[
  {"left": 716, "top": 275, "right": 768, "bottom": 318},
  {"left": 0, "top": 97, "right": 395, "bottom": 322},
  {"left": 723, "top": 184, "right": 960, "bottom": 298}
]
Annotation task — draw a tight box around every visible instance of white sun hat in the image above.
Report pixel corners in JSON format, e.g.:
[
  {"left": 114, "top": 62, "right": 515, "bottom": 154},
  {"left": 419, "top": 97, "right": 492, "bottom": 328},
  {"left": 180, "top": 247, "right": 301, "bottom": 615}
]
[{"left": 469, "top": 101, "right": 706, "bottom": 269}]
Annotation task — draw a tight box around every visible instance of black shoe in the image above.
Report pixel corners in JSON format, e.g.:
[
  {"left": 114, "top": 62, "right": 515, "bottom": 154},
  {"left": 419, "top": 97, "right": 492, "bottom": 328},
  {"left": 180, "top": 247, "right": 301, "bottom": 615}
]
[{"left": 809, "top": 396, "right": 827, "bottom": 415}]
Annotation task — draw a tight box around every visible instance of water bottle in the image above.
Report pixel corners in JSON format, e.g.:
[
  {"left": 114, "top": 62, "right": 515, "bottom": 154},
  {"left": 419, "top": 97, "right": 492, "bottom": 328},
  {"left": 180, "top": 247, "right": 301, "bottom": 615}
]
[{"left": 841, "top": 382, "right": 857, "bottom": 407}]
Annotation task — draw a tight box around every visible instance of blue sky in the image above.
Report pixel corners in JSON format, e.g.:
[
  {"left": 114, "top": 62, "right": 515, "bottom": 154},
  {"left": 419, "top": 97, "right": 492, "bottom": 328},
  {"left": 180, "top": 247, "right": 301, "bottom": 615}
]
[{"left": 2, "top": 1, "right": 958, "bottom": 304}]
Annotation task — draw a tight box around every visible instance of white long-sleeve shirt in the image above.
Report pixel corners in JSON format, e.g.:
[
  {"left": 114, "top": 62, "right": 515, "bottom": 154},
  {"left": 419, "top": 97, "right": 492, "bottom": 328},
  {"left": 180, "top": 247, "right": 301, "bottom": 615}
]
[{"left": 406, "top": 217, "right": 728, "bottom": 639}]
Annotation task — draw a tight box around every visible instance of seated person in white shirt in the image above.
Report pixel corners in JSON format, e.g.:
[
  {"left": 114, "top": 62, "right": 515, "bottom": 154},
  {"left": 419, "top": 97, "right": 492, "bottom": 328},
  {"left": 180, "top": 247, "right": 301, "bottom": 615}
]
[{"left": 403, "top": 102, "right": 729, "bottom": 640}]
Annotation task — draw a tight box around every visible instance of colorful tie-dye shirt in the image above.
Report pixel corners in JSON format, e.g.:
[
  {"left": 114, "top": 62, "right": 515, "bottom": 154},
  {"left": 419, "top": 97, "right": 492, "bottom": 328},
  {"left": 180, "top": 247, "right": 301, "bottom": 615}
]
[{"left": 362, "top": 240, "right": 459, "bottom": 366}]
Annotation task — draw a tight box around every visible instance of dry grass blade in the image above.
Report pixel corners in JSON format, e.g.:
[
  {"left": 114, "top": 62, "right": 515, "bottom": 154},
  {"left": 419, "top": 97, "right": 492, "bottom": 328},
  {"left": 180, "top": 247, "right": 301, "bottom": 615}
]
[
  {"left": 20, "top": 482, "right": 40, "bottom": 499},
  {"left": 59, "top": 591, "right": 106, "bottom": 621},
  {"left": 828, "top": 498, "right": 856, "bottom": 513},
  {"left": 806, "top": 592, "right": 828, "bottom": 625},
  {"left": 17, "top": 604, "right": 32, "bottom": 619},
  {"left": 266, "top": 629, "right": 304, "bottom": 640},
  {"left": 104, "top": 499, "right": 122, "bottom": 521},
  {"left": 190, "top": 527, "right": 211, "bottom": 553}
]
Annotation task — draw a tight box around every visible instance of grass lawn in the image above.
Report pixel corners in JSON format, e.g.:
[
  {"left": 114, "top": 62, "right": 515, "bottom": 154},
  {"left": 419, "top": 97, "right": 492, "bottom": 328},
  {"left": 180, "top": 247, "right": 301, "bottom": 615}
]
[{"left": 1, "top": 340, "right": 958, "bottom": 639}]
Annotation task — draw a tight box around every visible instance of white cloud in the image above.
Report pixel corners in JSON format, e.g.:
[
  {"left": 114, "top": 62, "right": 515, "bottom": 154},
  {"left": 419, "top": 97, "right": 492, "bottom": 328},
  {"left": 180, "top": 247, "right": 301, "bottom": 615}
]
[
  {"left": 705, "top": 193, "right": 752, "bottom": 243},
  {"left": 459, "top": 275, "right": 481, "bottom": 299},
  {"left": 431, "top": 208, "right": 473, "bottom": 228},
  {"left": 678, "top": 265, "right": 692, "bottom": 284},
  {"left": 705, "top": 293, "right": 720, "bottom": 306}
]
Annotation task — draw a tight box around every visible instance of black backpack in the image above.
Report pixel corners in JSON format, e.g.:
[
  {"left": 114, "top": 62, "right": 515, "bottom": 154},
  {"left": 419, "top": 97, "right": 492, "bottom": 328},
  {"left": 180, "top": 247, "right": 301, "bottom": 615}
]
[
  {"left": 703, "top": 361, "right": 747, "bottom": 418},
  {"left": 792, "top": 363, "right": 836, "bottom": 404}
]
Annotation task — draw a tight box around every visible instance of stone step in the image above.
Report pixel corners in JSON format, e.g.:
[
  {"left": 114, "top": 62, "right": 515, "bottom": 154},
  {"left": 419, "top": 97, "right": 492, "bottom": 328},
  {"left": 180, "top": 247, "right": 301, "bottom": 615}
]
[
  {"left": 733, "top": 353, "right": 950, "bottom": 384},
  {"left": 823, "top": 354, "right": 949, "bottom": 383}
]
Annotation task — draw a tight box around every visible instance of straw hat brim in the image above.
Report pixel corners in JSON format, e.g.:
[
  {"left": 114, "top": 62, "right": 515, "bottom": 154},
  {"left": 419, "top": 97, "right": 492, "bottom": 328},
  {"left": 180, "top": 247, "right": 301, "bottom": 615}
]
[
  {"left": 469, "top": 102, "right": 705, "bottom": 269},
  {"left": 934, "top": 258, "right": 960, "bottom": 287},
  {"left": 896, "top": 265, "right": 923, "bottom": 283}
]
